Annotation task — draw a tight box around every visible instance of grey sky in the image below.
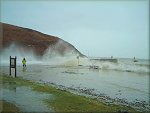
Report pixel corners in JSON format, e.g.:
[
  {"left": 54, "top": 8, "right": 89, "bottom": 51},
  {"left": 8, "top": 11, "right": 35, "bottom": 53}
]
[{"left": 1, "top": 0, "right": 149, "bottom": 59}]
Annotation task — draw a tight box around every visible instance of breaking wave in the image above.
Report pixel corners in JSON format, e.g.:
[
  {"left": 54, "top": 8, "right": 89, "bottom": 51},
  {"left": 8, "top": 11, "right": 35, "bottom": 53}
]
[
  {"left": 86, "top": 58, "right": 150, "bottom": 74},
  {"left": 0, "top": 44, "right": 149, "bottom": 74}
]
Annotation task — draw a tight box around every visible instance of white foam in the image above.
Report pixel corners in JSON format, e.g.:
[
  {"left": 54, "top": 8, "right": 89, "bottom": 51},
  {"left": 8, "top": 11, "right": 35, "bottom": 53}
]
[{"left": 0, "top": 44, "right": 149, "bottom": 74}]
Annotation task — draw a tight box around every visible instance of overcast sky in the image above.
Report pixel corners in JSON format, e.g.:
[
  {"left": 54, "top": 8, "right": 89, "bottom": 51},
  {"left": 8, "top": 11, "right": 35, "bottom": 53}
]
[{"left": 1, "top": 0, "right": 149, "bottom": 59}]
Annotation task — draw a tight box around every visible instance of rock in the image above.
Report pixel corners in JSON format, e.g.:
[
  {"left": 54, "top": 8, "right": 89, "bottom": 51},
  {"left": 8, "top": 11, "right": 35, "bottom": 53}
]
[{"left": 118, "top": 110, "right": 130, "bottom": 113}]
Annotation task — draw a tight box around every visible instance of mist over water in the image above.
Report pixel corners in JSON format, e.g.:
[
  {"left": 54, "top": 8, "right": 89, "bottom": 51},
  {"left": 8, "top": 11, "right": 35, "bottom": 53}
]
[
  {"left": 0, "top": 44, "right": 42, "bottom": 66},
  {"left": 0, "top": 43, "right": 149, "bottom": 74},
  {"left": 0, "top": 43, "right": 81, "bottom": 66},
  {"left": 42, "top": 40, "right": 81, "bottom": 66},
  {"left": 0, "top": 43, "right": 150, "bottom": 112}
]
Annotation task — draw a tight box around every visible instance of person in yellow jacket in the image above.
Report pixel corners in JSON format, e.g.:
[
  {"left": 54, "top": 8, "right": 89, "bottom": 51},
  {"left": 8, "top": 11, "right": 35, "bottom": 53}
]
[{"left": 22, "top": 58, "right": 26, "bottom": 68}]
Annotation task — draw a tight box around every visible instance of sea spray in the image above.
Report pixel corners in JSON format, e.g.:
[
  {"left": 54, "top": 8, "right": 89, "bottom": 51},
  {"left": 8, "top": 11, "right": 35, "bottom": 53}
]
[
  {"left": 0, "top": 43, "right": 41, "bottom": 66},
  {"left": 0, "top": 42, "right": 81, "bottom": 66},
  {"left": 0, "top": 43, "right": 149, "bottom": 74}
]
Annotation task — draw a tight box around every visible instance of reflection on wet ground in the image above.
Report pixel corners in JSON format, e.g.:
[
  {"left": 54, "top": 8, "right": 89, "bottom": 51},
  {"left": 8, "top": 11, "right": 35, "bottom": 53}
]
[
  {"left": 0, "top": 80, "right": 53, "bottom": 112},
  {"left": 1, "top": 65, "right": 150, "bottom": 112}
]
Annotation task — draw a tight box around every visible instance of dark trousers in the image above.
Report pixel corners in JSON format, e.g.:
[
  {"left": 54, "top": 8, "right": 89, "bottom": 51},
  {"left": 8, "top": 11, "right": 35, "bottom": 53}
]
[{"left": 23, "top": 64, "right": 26, "bottom": 67}]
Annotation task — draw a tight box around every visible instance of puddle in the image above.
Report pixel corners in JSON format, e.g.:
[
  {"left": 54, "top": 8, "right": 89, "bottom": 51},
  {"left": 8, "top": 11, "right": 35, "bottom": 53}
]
[
  {"left": 1, "top": 65, "right": 150, "bottom": 112},
  {"left": 0, "top": 81, "right": 53, "bottom": 112}
]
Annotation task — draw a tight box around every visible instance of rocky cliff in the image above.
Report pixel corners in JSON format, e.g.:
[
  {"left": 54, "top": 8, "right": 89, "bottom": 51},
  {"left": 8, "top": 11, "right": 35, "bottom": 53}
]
[{"left": 0, "top": 22, "right": 84, "bottom": 57}]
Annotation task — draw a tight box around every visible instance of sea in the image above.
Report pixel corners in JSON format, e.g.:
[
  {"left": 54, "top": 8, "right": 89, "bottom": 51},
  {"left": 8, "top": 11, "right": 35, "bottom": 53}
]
[{"left": 0, "top": 57, "right": 150, "bottom": 112}]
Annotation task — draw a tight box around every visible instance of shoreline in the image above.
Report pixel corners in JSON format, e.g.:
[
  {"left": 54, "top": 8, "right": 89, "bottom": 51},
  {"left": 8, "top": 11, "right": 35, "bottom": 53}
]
[
  {"left": 0, "top": 74, "right": 138, "bottom": 113},
  {"left": 38, "top": 79, "right": 149, "bottom": 112}
]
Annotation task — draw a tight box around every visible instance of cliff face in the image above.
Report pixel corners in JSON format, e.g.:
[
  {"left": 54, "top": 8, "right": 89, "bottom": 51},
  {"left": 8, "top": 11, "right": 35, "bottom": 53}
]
[{"left": 0, "top": 22, "right": 84, "bottom": 57}]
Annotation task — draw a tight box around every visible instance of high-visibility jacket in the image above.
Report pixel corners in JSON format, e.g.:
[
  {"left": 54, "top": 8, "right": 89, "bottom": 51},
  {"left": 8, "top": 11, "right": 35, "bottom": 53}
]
[{"left": 22, "top": 59, "right": 26, "bottom": 65}]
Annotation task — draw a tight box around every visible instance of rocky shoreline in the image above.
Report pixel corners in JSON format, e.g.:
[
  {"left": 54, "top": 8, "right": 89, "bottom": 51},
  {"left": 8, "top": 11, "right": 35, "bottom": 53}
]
[{"left": 38, "top": 79, "right": 150, "bottom": 112}]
